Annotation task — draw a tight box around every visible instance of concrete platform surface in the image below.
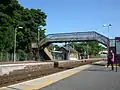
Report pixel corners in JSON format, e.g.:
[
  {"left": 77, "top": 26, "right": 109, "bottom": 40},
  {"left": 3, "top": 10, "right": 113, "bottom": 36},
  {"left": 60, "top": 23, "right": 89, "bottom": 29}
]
[{"left": 0, "top": 61, "right": 105, "bottom": 90}]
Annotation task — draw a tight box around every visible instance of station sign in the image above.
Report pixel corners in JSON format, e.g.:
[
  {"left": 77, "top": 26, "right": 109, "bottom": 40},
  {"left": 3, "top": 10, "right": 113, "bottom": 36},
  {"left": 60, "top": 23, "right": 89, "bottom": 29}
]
[
  {"left": 115, "top": 37, "right": 120, "bottom": 41},
  {"left": 115, "top": 37, "right": 120, "bottom": 54}
]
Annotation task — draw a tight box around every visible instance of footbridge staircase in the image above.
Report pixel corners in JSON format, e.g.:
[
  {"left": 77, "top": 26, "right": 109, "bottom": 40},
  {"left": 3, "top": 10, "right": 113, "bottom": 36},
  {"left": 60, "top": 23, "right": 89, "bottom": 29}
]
[{"left": 39, "top": 31, "right": 109, "bottom": 60}]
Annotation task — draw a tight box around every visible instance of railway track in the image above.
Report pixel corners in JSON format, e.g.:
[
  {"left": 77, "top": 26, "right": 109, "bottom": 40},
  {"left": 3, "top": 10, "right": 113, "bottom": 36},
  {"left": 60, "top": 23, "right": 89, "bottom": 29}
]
[{"left": 0, "top": 60, "right": 102, "bottom": 87}]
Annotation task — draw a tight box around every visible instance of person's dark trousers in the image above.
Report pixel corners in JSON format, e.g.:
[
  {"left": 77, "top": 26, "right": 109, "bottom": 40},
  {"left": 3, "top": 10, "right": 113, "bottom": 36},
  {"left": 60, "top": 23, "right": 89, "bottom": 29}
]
[
  {"left": 107, "top": 61, "right": 114, "bottom": 70},
  {"left": 111, "top": 61, "right": 114, "bottom": 70},
  {"left": 107, "top": 60, "right": 110, "bottom": 67}
]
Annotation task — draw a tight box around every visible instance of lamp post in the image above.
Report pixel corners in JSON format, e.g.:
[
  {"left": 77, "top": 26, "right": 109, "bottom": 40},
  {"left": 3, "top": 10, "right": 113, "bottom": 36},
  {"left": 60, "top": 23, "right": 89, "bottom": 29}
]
[
  {"left": 37, "top": 26, "right": 46, "bottom": 61},
  {"left": 103, "top": 24, "right": 112, "bottom": 50},
  {"left": 37, "top": 28, "right": 40, "bottom": 61},
  {"left": 14, "top": 26, "right": 23, "bottom": 63},
  {"left": 38, "top": 26, "right": 44, "bottom": 42},
  {"left": 103, "top": 24, "right": 112, "bottom": 38},
  {"left": 38, "top": 28, "right": 40, "bottom": 42}
]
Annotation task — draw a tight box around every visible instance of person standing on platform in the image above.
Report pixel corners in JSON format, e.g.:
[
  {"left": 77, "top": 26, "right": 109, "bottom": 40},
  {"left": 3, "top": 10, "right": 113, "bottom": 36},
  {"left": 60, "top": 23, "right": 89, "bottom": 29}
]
[{"left": 107, "top": 50, "right": 114, "bottom": 70}]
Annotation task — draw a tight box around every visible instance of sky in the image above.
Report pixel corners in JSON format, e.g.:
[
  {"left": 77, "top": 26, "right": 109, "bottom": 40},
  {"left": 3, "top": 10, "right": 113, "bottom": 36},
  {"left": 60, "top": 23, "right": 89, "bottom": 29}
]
[{"left": 18, "top": 0, "right": 120, "bottom": 39}]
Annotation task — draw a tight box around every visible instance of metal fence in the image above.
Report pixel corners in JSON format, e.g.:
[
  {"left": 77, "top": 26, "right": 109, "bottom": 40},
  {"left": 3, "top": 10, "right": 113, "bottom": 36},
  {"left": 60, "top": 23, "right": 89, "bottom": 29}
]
[{"left": 0, "top": 52, "right": 34, "bottom": 62}]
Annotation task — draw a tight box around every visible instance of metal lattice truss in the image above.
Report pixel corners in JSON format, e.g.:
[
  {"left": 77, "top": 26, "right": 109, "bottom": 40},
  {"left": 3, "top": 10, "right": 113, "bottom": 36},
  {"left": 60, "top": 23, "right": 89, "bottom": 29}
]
[{"left": 40, "top": 31, "right": 109, "bottom": 47}]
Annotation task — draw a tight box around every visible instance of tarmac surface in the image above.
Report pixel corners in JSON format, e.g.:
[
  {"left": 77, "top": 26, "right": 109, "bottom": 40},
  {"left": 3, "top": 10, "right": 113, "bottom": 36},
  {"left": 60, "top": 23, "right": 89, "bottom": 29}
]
[{"left": 40, "top": 62, "right": 120, "bottom": 90}]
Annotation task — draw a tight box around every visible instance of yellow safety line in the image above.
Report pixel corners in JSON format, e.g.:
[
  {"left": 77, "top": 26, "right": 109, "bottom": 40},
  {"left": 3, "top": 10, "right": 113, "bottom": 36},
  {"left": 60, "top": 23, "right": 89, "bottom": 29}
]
[{"left": 23, "top": 65, "right": 91, "bottom": 90}]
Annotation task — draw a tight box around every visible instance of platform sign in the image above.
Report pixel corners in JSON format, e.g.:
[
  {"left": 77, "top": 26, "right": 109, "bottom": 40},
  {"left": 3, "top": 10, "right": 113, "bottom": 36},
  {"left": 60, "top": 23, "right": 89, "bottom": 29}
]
[
  {"left": 115, "top": 37, "right": 120, "bottom": 54},
  {"left": 115, "top": 37, "right": 120, "bottom": 41},
  {"left": 115, "top": 37, "right": 120, "bottom": 72},
  {"left": 116, "top": 41, "right": 120, "bottom": 54}
]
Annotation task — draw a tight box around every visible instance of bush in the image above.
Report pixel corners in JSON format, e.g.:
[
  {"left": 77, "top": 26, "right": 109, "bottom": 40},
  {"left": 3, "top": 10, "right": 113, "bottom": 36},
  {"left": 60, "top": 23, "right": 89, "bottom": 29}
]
[{"left": 17, "top": 50, "right": 27, "bottom": 61}]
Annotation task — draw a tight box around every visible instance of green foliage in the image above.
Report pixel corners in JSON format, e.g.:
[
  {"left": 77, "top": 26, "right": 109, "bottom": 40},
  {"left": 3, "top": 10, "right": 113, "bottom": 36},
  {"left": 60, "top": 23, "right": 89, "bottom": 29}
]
[
  {"left": 73, "top": 42, "right": 103, "bottom": 56},
  {"left": 0, "top": 0, "right": 47, "bottom": 53},
  {"left": 17, "top": 49, "right": 27, "bottom": 61}
]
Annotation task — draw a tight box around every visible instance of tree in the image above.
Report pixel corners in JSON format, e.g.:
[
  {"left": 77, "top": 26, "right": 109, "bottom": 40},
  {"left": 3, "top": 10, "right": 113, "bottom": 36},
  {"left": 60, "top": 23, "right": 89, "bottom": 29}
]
[
  {"left": 0, "top": 0, "right": 47, "bottom": 54},
  {"left": 72, "top": 42, "right": 103, "bottom": 56},
  {"left": 86, "top": 42, "right": 103, "bottom": 56},
  {"left": 0, "top": 1, "right": 15, "bottom": 52}
]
